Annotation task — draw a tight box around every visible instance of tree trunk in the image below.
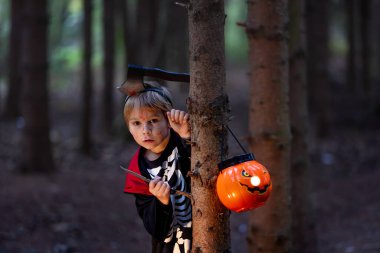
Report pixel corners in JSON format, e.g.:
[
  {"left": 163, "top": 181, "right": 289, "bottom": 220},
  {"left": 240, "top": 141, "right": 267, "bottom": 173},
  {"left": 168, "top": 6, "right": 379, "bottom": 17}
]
[
  {"left": 121, "top": 0, "right": 139, "bottom": 69},
  {"left": 137, "top": 0, "right": 158, "bottom": 66},
  {"left": 167, "top": 2, "right": 189, "bottom": 94},
  {"left": 188, "top": 0, "right": 231, "bottom": 252},
  {"left": 49, "top": 0, "right": 68, "bottom": 50},
  {"left": 20, "top": 0, "right": 55, "bottom": 173},
  {"left": 116, "top": 0, "right": 129, "bottom": 80},
  {"left": 81, "top": 0, "right": 93, "bottom": 154},
  {"left": 360, "top": 0, "right": 372, "bottom": 109},
  {"left": 306, "top": 0, "right": 329, "bottom": 138},
  {"left": 289, "top": 0, "right": 318, "bottom": 252},
  {"left": 346, "top": 0, "right": 358, "bottom": 91},
  {"left": 3, "top": 0, "right": 24, "bottom": 118},
  {"left": 102, "top": 0, "right": 115, "bottom": 135},
  {"left": 371, "top": 0, "right": 380, "bottom": 117},
  {"left": 246, "top": 1, "right": 292, "bottom": 252},
  {"left": 166, "top": 2, "right": 189, "bottom": 72}
]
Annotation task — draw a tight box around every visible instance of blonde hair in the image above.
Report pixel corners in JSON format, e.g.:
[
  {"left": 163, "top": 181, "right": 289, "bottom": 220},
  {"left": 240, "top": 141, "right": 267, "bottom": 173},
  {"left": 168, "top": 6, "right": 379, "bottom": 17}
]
[{"left": 123, "top": 82, "right": 173, "bottom": 122}]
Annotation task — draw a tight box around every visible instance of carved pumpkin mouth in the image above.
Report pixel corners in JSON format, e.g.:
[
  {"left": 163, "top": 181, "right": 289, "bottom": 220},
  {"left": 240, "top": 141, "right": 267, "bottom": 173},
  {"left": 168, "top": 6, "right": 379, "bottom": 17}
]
[{"left": 239, "top": 182, "right": 271, "bottom": 194}]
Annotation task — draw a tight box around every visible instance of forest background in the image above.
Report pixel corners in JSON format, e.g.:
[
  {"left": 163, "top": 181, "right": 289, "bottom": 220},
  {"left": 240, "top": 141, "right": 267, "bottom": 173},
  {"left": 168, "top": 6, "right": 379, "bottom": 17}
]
[{"left": 0, "top": 0, "right": 380, "bottom": 253}]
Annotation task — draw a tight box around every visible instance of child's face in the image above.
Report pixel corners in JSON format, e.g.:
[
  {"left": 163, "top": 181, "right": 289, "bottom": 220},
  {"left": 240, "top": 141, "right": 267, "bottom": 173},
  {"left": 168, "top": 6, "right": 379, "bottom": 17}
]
[{"left": 128, "top": 106, "right": 170, "bottom": 154}]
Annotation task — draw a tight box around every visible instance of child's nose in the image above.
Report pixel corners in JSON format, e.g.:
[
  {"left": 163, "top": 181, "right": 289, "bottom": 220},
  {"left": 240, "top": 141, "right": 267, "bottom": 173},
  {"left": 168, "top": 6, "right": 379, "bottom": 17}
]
[{"left": 142, "top": 123, "right": 152, "bottom": 133}]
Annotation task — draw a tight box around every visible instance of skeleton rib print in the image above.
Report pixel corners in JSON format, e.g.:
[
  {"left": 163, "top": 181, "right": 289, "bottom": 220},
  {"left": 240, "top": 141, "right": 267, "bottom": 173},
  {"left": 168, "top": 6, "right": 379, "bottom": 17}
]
[{"left": 147, "top": 147, "right": 192, "bottom": 227}]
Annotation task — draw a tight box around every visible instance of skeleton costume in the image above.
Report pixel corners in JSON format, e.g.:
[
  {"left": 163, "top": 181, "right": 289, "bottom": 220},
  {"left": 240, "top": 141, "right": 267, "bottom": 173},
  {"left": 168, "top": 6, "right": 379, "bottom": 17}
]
[{"left": 124, "top": 130, "right": 192, "bottom": 253}]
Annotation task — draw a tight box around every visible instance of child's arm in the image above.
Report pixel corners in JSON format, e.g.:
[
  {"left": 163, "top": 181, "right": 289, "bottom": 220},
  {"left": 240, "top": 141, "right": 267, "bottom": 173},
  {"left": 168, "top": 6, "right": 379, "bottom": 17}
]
[{"left": 167, "top": 109, "right": 190, "bottom": 139}]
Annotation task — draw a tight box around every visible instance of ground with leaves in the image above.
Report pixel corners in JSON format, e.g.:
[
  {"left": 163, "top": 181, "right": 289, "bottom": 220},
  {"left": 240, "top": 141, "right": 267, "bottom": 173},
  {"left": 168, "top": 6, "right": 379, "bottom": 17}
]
[{"left": 1, "top": 75, "right": 380, "bottom": 253}]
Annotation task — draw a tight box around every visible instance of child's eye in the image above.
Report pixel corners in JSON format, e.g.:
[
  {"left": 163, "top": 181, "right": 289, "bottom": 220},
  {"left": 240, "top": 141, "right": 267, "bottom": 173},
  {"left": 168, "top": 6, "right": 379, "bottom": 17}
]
[
  {"left": 149, "top": 119, "right": 159, "bottom": 124},
  {"left": 131, "top": 121, "right": 140, "bottom": 126}
]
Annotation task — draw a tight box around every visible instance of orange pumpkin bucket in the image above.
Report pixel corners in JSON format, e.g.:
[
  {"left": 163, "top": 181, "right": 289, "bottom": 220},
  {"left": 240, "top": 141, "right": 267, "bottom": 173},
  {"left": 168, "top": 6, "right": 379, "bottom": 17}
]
[{"left": 216, "top": 153, "right": 272, "bottom": 213}]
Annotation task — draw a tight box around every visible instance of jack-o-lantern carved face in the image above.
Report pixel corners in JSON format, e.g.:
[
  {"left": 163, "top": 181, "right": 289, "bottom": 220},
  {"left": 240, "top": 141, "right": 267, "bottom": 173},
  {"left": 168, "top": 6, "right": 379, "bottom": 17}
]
[{"left": 216, "top": 155, "right": 272, "bottom": 213}]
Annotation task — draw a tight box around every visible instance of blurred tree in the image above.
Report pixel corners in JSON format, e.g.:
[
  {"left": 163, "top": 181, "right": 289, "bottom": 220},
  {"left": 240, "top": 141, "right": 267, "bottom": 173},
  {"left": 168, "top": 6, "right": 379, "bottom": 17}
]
[
  {"left": 136, "top": 0, "right": 167, "bottom": 67},
  {"left": 166, "top": 2, "right": 188, "bottom": 72},
  {"left": 345, "top": 0, "right": 373, "bottom": 107},
  {"left": 49, "top": 0, "right": 68, "bottom": 51},
  {"left": 3, "top": 0, "right": 24, "bottom": 118},
  {"left": 115, "top": 0, "right": 134, "bottom": 80},
  {"left": 166, "top": 2, "right": 189, "bottom": 94},
  {"left": 20, "top": 0, "right": 55, "bottom": 173},
  {"left": 306, "top": 0, "right": 329, "bottom": 137},
  {"left": 346, "top": 0, "right": 359, "bottom": 91},
  {"left": 0, "top": 1, "right": 8, "bottom": 96},
  {"left": 360, "top": 0, "right": 371, "bottom": 98},
  {"left": 113, "top": 0, "right": 133, "bottom": 137},
  {"left": 49, "top": 1, "right": 83, "bottom": 89},
  {"left": 245, "top": 0, "right": 292, "bottom": 252},
  {"left": 289, "top": 0, "right": 318, "bottom": 252},
  {"left": 102, "top": 0, "right": 115, "bottom": 135},
  {"left": 81, "top": 0, "right": 94, "bottom": 154},
  {"left": 188, "top": 0, "right": 231, "bottom": 252},
  {"left": 372, "top": 1, "right": 380, "bottom": 116},
  {"left": 117, "top": 1, "right": 175, "bottom": 74}
]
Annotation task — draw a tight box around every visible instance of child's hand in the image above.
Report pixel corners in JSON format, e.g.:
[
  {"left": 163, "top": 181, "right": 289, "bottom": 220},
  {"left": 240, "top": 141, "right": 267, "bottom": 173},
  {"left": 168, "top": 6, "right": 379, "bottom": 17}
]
[
  {"left": 149, "top": 177, "right": 171, "bottom": 205},
  {"left": 167, "top": 109, "right": 190, "bottom": 139}
]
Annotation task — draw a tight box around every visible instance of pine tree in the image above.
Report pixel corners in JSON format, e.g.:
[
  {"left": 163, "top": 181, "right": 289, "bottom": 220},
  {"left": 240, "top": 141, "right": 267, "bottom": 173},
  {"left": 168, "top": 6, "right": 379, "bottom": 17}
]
[
  {"left": 246, "top": 0, "right": 292, "bottom": 252},
  {"left": 188, "top": 0, "right": 231, "bottom": 252},
  {"left": 20, "top": 0, "right": 55, "bottom": 173}
]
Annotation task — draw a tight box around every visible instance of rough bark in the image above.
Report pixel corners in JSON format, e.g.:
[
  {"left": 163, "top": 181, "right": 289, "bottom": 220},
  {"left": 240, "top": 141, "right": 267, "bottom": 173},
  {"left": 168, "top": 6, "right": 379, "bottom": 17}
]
[
  {"left": 20, "top": 0, "right": 55, "bottom": 173},
  {"left": 289, "top": 0, "right": 318, "bottom": 252},
  {"left": 81, "top": 0, "right": 93, "bottom": 154},
  {"left": 246, "top": 0, "right": 292, "bottom": 252},
  {"left": 188, "top": 0, "right": 231, "bottom": 252},
  {"left": 102, "top": 0, "right": 115, "bottom": 135}
]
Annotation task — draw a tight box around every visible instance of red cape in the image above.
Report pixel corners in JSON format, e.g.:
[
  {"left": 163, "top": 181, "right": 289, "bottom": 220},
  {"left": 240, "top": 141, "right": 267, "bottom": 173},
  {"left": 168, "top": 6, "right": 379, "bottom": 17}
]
[{"left": 124, "top": 148, "right": 153, "bottom": 195}]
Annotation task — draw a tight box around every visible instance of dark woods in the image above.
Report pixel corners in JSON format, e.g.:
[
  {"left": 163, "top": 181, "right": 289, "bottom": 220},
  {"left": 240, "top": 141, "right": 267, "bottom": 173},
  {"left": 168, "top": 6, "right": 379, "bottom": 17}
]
[
  {"left": 1, "top": 0, "right": 379, "bottom": 171},
  {"left": 1, "top": 0, "right": 189, "bottom": 172}
]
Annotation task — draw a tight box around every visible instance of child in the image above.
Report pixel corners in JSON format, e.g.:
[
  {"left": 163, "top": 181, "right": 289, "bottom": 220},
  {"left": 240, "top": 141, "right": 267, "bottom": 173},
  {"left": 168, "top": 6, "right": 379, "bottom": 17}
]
[{"left": 123, "top": 82, "right": 192, "bottom": 253}]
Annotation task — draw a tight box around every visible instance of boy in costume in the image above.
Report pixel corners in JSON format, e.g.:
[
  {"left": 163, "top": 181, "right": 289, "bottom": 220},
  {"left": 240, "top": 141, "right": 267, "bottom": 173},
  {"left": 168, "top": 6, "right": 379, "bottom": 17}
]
[{"left": 122, "top": 81, "right": 192, "bottom": 253}]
